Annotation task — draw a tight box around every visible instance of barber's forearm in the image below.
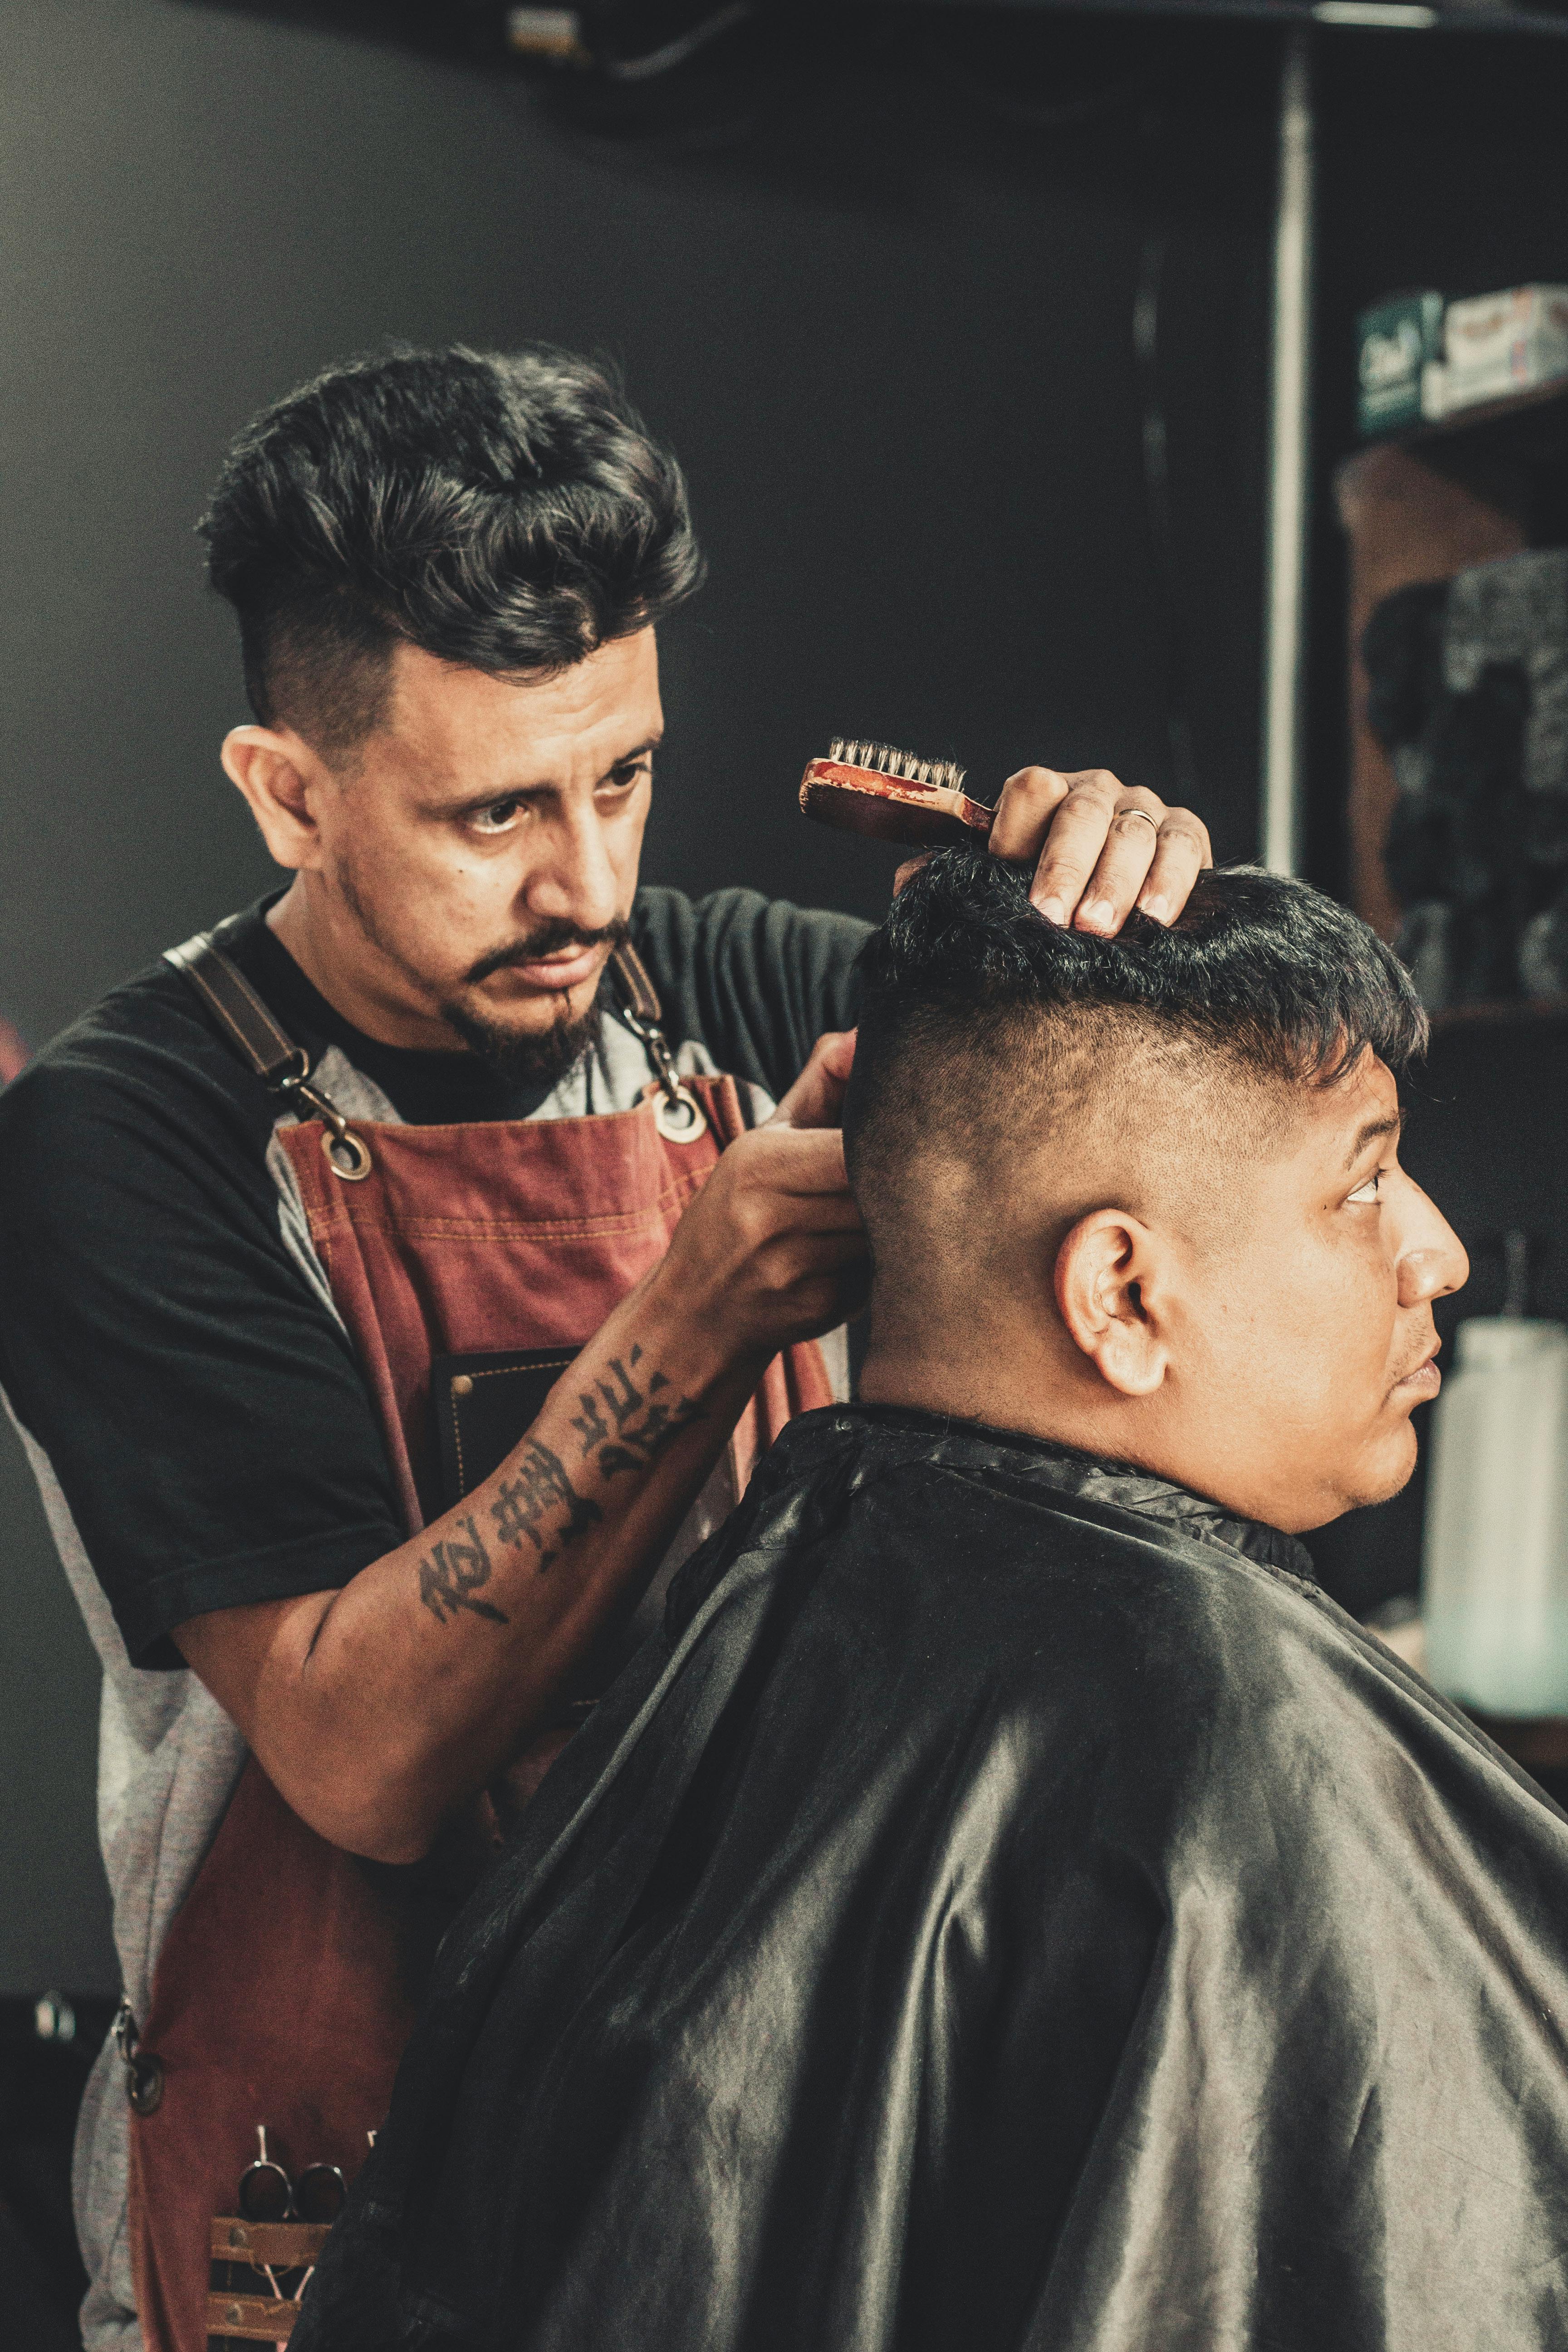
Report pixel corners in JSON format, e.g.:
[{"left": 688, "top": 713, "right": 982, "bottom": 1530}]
[
  {"left": 242, "top": 1260, "right": 767, "bottom": 1860},
  {"left": 175, "top": 1077, "right": 863, "bottom": 1862}
]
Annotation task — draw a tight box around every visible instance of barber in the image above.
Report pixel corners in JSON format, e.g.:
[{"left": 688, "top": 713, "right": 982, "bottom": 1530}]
[{"left": 0, "top": 344, "right": 1212, "bottom": 2352}]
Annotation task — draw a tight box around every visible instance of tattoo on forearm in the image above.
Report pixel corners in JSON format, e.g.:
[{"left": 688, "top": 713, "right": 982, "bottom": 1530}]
[
  {"left": 491, "top": 1438, "right": 603, "bottom": 1572},
  {"left": 417, "top": 1512, "right": 510, "bottom": 1627},
  {"left": 419, "top": 1347, "right": 708, "bottom": 1626},
  {"left": 567, "top": 1346, "right": 706, "bottom": 1479}
]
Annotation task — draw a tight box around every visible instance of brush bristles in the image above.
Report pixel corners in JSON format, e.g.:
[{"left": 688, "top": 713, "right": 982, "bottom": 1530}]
[{"left": 828, "top": 737, "right": 966, "bottom": 793}]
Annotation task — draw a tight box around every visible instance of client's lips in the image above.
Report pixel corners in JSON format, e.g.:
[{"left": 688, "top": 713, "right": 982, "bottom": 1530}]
[{"left": 1391, "top": 1343, "right": 1442, "bottom": 1401}]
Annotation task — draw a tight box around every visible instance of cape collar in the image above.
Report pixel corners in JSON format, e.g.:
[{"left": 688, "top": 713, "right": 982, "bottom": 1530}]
[{"left": 834, "top": 1406, "right": 1318, "bottom": 1587}]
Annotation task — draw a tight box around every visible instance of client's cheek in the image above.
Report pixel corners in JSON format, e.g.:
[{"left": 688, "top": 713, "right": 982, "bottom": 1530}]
[
  {"left": 1278, "top": 1273, "right": 1365, "bottom": 1392},
  {"left": 1274, "top": 1279, "right": 1391, "bottom": 1453}
]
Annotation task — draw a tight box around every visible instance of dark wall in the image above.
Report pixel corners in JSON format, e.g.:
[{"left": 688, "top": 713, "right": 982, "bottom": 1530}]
[{"left": 0, "top": 0, "right": 1280, "bottom": 1990}]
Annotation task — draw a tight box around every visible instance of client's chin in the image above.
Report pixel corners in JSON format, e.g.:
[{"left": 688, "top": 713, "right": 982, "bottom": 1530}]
[{"left": 1313, "top": 1425, "right": 1421, "bottom": 1528}]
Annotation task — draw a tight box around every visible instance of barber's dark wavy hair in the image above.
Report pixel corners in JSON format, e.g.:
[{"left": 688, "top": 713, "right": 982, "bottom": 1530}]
[
  {"left": 846, "top": 850, "right": 1426, "bottom": 1165},
  {"left": 199, "top": 343, "right": 703, "bottom": 754}
]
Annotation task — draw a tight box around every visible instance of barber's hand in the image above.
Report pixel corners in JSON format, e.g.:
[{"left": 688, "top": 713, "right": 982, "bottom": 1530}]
[
  {"left": 990, "top": 766, "right": 1212, "bottom": 931},
  {"left": 768, "top": 1026, "right": 856, "bottom": 1132},
  {"left": 655, "top": 1031, "right": 867, "bottom": 1359}
]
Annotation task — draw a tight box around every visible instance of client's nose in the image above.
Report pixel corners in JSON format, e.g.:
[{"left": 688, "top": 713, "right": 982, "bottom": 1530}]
[{"left": 1393, "top": 1173, "right": 1469, "bottom": 1307}]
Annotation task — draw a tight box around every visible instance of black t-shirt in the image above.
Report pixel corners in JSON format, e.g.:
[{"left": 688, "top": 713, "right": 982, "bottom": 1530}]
[{"left": 0, "top": 888, "right": 868, "bottom": 1669}]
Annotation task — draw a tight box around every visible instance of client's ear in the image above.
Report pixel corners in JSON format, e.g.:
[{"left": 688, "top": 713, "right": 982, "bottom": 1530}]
[{"left": 1054, "top": 1210, "right": 1169, "bottom": 1396}]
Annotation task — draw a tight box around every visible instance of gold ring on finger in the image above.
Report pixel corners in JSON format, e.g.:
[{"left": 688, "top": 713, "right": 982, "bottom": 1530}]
[{"left": 1117, "top": 806, "right": 1161, "bottom": 833}]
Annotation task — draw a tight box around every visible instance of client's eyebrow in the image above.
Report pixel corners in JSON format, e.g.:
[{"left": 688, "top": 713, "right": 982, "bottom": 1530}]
[{"left": 1343, "top": 1112, "right": 1401, "bottom": 1171}]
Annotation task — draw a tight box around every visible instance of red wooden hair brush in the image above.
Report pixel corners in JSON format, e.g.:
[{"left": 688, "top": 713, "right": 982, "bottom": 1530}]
[{"left": 799, "top": 739, "right": 994, "bottom": 849}]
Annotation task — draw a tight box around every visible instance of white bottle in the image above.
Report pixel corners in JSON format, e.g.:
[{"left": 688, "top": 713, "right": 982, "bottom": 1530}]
[{"left": 1422, "top": 1316, "right": 1568, "bottom": 1717}]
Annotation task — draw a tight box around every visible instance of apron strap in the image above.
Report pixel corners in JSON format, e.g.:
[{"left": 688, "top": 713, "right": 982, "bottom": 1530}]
[
  {"left": 609, "top": 939, "right": 664, "bottom": 1028},
  {"left": 165, "top": 931, "right": 309, "bottom": 1088},
  {"left": 608, "top": 942, "right": 710, "bottom": 1142},
  {"left": 164, "top": 931, "right": 374, "bottom": 1181},
  {"left": 164, "top": 928, "right": 706, "bottom": 1167}
]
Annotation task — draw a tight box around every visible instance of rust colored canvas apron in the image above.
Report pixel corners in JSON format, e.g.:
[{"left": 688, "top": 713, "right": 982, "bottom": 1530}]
[{"left": 125, "top": 935, "right": 835, "bottom": 2351}]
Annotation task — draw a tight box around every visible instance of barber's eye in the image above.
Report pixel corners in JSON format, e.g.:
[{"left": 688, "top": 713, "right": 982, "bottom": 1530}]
[
  {"left": 604, "top": 759, "right": 651, "bottom": 794},
  {"left": 1347, "top": 1171, "right": 1382, "bottom": 1204},
  {"left": 470, "top": 799, "right": 523, "bottom": 834}
]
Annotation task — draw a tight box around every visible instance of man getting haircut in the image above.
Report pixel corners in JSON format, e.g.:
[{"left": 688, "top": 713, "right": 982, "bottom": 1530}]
[{"left": 295, "top": 854, "right": 1568, "bottom": 2352}]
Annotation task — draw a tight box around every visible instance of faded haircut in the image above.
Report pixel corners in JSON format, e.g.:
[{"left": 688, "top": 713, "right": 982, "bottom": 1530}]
[
  {"left": 199, "top": 343, "right": 703, "bottom": 761},
  {"left": 843, "top": 851, "right": 1427, "bottom": 1228}
]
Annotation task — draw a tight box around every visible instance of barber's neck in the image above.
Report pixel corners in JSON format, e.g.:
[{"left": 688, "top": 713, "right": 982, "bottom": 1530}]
[{"left": 268, "top": 874, "right": 463, "bottom": 1052}]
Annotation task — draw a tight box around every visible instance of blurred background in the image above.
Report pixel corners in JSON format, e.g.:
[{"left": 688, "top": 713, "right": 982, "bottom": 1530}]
[{"left": 5, "top": 0, "right": 1568, "bottom": 2328}]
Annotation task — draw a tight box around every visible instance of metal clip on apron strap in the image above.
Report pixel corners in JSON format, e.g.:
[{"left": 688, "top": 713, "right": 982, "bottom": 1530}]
[
  {"left": 609, "top": 941, "right": 708, "bottom": 1143},
  {"left": 164, "top": 932, "right": 374, "bottom": 1181}
]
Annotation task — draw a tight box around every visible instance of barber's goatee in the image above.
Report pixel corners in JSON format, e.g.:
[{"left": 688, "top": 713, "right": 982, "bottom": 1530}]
[{"left": 443, "top": 916, "right": 629, "bottom": 1086}]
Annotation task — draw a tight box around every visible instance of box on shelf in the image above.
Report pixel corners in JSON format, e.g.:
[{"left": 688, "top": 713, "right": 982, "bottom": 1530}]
[
  {"left": 1430, "top": 284, "right": 1568, "bottom": 423},
  {"left": 1357, "top": 290, "right": 1445, "bottom": 438}
]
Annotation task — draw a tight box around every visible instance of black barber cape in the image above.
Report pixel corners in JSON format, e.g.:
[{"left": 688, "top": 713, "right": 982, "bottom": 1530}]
[{"left": 296, "top": 1408, "right": 1568, "bottom": 2352}]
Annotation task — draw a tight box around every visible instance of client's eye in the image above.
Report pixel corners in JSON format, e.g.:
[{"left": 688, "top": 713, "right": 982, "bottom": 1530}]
[{"left": 1347, "top": 1171, "right": 1382, "bottom": 1204}]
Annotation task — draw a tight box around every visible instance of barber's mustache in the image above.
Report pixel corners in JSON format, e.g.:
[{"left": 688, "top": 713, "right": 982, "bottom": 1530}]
[{"left": 464, "top": 917, "right": 629, "bottom": 988}]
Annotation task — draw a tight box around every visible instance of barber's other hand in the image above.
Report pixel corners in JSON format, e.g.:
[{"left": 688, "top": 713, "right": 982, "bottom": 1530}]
[
  {"left": 990, "top": 766, "right": 1213, "bottom": 932},
  {"left": 654, "top": 1034, "right": 867, "bottom": 1360},
  {"left": 768, "top": 1027, "right": 856, "bottom": 1132}
]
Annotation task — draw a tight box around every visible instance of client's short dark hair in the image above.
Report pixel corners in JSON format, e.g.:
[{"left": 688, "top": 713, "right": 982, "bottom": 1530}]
[
  {"left": 845, "top": 851, "right": 1426, "bottom": 1209},
  {"left": 199, "top": 343, "right": 703, "bottom": 757}
]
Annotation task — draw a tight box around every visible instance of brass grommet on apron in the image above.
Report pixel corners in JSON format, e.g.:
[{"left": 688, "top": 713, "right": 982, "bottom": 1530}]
[
  {"left": 319, "top": 1124, "right": 373, "bottom": 1182},
  {"left": 113, "top": 1998, "right": 165, "bottom": 2115},
  {"left": 128, "top": 2052, "right": 165, "bottom": 2114},
  {"left": 653, "top": 1084, "right": 707, "bottom": 1144},
  {"left": 284, "top": 1073, "right": 374, "bottom": 1182},
  {"left": 611, "top": 943, "right": 710, "bottom": 1145}
]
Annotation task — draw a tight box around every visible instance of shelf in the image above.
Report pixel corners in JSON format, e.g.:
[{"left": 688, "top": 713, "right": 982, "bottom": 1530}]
[
  {"left": 1382, "top": 373, "right": 1568, "bottom": 458},
  {"left": 1335, "top": 444, "right": 1531, "bottom": 937}
]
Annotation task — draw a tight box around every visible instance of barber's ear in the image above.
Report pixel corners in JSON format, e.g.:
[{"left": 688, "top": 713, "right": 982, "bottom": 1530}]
[
  {"left": 222, "top": 725, "right": 330, "bottom": 871},
  {"left": 1054, "top": 1210, "right": 1169, "bottom": 1397}
]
